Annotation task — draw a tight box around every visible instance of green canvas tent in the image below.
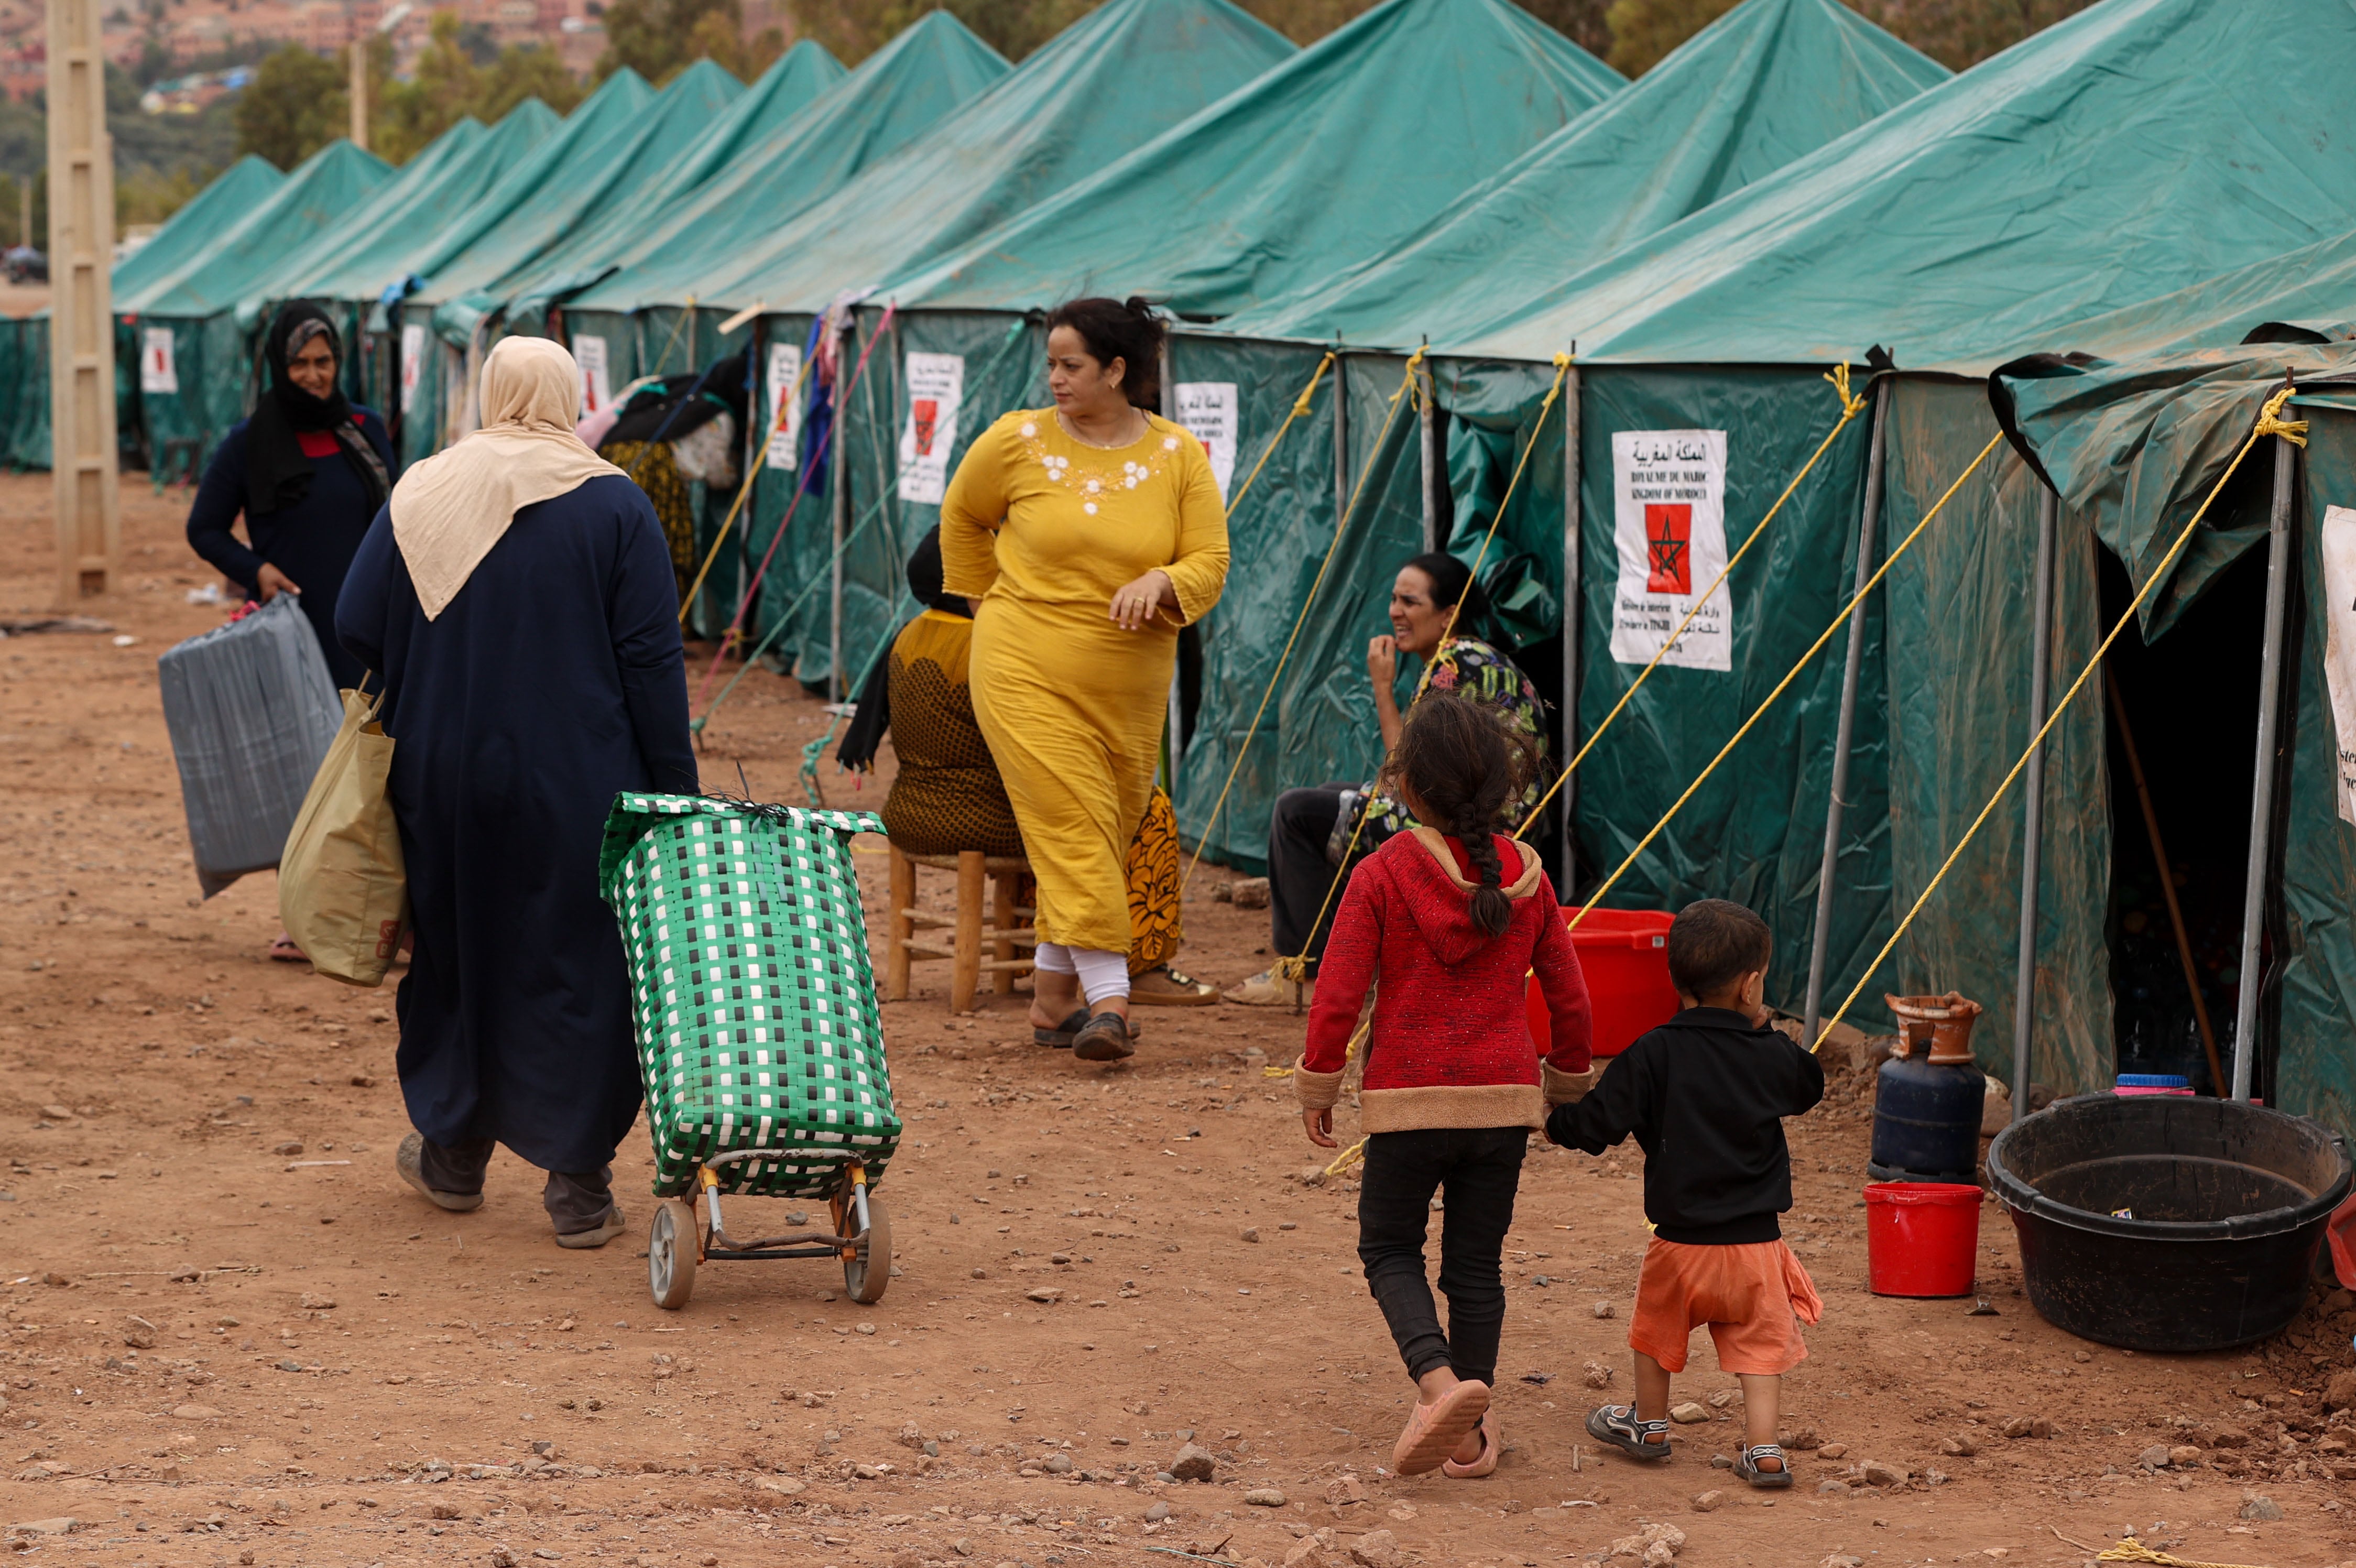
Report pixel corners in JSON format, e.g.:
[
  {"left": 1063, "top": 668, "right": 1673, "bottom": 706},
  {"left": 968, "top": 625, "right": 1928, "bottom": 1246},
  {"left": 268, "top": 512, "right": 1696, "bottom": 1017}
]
[
  {"left": 1435, "top": 0, "right": 2356, "bottom": 1089},
  {"left": 496, "top": 42, "right": 848, "bottom": 338},
  {"left": 380, "top": 69, "right": 655, "bottom": 460},
  {"left": 694, "top": 0, "right": 1294, "bottom": 680},
  {"left": 1991, "top": 341, "right": 2356, "bottom": 1133},
  {"left": 1217, "top": 0, "right": 1942, "bottom": 350},
  {"left": 2022, "top": 232, "right": 2356, "bottom": 364},
  {"left": 1146, "top": 0, "right": 1939, "bottom": 1012},
  {"left": 116, "top": 138, "right": 393, "bottom": 478},
  {"left": 5, "top": 153, "right": 287, "bottom": 471}
]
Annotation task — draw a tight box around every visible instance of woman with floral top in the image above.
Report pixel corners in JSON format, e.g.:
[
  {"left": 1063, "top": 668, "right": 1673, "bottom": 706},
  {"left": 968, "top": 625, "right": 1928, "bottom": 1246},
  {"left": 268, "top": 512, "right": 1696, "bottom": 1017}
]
[
  {"left": 939, "top": 297, "right": 1230, "bottom": 1062},
  {"left": 1225, "top": 552, "right": 1548, "bottom": 1009}
]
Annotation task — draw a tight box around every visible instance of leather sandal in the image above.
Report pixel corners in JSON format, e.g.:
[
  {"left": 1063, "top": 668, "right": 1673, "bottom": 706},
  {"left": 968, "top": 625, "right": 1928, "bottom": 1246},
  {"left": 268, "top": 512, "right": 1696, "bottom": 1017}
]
[
  {"left": 1442, "top": 1409, "right": 1500, "bottom": 1478},
  {"left": 1586, "top": 1403, "right": 1673, "bottom": 1461},
  {"left": 1071, "top": 1009, "right": 1137, "bottom": 1062},
  {"left": 1393, "top": 1380, "right": 1489, "bottom": 1476}
]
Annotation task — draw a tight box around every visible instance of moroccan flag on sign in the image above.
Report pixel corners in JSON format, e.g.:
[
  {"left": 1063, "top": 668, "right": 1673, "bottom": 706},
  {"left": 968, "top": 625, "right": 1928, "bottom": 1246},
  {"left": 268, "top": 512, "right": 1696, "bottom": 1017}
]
[
  {"left": 1645, "top": 503, "right": 1692, "bottom": 594},
  {"left": 912, "top": 398, "right": 940, "bottom": 456}
]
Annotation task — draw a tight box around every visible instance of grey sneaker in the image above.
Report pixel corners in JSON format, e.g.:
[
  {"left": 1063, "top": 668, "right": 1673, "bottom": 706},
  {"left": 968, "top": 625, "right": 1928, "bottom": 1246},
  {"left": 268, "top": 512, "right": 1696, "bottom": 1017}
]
[
  {"left": 396, "top": 1131, "right": 483, "bottom": 1213},
  {"left": 554, "top": 1205, "right": 626, "bottom": 1249}
]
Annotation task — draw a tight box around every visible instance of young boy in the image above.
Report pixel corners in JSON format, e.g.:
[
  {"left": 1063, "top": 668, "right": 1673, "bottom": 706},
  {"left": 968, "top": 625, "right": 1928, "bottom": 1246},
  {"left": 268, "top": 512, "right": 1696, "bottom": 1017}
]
[{"left": 1544, "top": 898, "right": 1824, "bottom": 1488}]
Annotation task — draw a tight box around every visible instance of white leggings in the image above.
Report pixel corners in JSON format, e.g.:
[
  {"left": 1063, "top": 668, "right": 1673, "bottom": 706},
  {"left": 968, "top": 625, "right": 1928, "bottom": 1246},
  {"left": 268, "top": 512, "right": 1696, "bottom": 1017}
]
[{"left": 1034, "top": 942, "right": 1131, "bottom": 1005}]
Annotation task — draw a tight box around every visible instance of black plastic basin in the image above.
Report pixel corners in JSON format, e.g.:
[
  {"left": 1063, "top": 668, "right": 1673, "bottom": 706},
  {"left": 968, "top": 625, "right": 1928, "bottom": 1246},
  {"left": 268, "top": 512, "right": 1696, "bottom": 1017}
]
[{"left": 1986, "top": 1094, "right": 2351, "bottom": 1352}]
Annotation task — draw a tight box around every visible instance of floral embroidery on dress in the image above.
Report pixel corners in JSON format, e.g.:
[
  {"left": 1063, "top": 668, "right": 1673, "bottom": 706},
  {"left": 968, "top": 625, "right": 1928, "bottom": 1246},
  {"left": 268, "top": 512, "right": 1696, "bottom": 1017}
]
[{"left": 1016, "top": 414, "right": 1186, "bottom": 516}]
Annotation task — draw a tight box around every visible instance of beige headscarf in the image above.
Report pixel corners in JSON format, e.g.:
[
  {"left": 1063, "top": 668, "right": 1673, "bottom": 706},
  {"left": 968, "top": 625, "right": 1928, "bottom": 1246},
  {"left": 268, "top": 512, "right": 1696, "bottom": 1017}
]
[{"left": 390, "top": 336, "right": 625, "bottom": 619}]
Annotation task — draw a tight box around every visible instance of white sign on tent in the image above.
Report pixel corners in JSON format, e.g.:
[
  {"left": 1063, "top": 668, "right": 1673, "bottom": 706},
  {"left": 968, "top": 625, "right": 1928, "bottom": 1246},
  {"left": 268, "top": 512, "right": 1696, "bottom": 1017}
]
[
  {"left": 399, "top": 324, "right": 424, "bottom": 414},
  {"left": 139, "top": 327, "right": 177, "bottom": 395},
  {"left": 765, "top": 342, "right": 803, "bottom": 470},
  {"left": 1174, "top": 382, "right": 1239, "bottom": 500},
  {"left": 574, "top": 334, "right": 612, "bottom": 415},
  {"left": 1609, "top": 428, "right": 1731, "bottom": 672},
  {"left": 897, "top": 352, "right": 965, "bottom": 505},
  {"left": 2319, "top": 505, "right": 2356, "bottom": 824}
]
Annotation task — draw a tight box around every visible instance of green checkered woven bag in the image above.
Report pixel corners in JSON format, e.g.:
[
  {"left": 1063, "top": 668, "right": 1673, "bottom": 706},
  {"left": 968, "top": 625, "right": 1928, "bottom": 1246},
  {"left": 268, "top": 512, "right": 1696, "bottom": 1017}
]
[{"left": 598, "top": 793, "right": 900, "bottom": 1199}]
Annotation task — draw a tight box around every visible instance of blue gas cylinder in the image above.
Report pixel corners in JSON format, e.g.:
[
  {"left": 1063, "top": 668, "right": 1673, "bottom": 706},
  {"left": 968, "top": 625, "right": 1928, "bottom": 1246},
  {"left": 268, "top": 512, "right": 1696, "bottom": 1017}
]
[{"left": 1869, "top": 993, "right": 1988, "bottom": 1183}]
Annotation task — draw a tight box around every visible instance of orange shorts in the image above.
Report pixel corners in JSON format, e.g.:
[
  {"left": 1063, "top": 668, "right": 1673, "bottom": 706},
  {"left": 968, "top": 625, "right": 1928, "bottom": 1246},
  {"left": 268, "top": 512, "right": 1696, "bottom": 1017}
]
[{"left": 1628, "top": 1236, "right": 1824, "bottom": 1377}]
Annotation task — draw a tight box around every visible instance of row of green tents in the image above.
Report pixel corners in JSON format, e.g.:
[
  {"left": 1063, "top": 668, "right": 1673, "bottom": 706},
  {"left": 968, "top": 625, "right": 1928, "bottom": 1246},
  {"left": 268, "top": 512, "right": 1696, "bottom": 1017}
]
[{"left": 17, "top": 0, "right": 2356, "bottom": 1131}]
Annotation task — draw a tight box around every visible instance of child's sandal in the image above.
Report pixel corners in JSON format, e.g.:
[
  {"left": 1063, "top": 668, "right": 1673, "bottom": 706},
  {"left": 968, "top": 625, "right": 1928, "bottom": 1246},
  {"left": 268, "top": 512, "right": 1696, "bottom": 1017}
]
[
  {"left": 1585, "top": 1403, "right": 1673, "bottom": 1462},
  {"left": 1734, "top": 1443, "right": 1793, "bottom": 1488}
]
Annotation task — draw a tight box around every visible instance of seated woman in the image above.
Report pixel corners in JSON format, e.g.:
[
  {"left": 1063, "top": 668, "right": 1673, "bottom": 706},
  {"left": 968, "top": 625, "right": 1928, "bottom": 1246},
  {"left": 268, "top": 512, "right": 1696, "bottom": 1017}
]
[
  {"left": 837, "top": 528, "right": 1215, "bottom": 1015},
  {"left": 1225, "top": 550, "right": 1548, "bottom": 1008}
]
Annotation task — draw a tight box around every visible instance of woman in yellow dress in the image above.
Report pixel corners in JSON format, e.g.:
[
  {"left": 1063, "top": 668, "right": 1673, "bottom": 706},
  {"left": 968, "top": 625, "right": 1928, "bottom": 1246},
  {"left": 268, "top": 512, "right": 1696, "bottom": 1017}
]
[{"left": 940, "top": 296, "right": 1229, "bottom": 1062}]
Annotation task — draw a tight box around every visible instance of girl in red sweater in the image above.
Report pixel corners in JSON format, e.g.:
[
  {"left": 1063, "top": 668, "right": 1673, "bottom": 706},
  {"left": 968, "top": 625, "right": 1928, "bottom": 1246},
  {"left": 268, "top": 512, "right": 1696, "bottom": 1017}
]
[{"left": 1298, "top": 692, "right": 1595, "bottom": 1478}]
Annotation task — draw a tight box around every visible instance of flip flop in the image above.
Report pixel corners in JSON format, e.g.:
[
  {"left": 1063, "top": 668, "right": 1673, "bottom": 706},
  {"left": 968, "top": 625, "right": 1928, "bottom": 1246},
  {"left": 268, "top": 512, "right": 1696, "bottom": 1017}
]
[
  {"left": 267, "top": 931, "right": 307, "bottom": 963},
  {"left": 1033, "top": 1009, "right": 1090, "bottom": 1048},
  {"left": 1442, "top": 1410, "right": 1500, "bottom": 1478},
  {"left": 1072, "top": 1010, "right": 1137, "bottom": 1062},
  {"left": 1392, "top": 1380, "right": 1490, "bottom": 1476}
]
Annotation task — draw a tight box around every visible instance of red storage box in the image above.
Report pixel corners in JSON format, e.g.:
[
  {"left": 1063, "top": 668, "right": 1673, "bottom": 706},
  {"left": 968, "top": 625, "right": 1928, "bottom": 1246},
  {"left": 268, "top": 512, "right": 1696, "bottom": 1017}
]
[{"left": 1526, "top": 907, "right": 1678, "bottom": 1059}]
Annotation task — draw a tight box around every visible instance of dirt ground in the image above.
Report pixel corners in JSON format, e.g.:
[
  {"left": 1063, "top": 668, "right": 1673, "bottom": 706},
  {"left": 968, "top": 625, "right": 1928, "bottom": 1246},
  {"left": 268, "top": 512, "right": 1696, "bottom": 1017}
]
[{"left": 1, "top": 469, "right": 2352, "bottom": 1568}]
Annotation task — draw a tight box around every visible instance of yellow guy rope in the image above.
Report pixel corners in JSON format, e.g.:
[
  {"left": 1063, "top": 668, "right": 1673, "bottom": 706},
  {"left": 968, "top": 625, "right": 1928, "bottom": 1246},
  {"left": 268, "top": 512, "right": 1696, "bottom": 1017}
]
[
  {"left": 1812, "top": 387, "right": 2307, "bottom": 1052},
  {"left": 675, "top": 345, "right": 812, "bottom": 624},
  {"left": 1567, "top": 430, "right": 2009, "bottom": 936},
  {"left": 646, "top": 295, "right": 697, "bottom": 377},
  {"left": 1514, "top": 365, "right": 1870, "bottom": 839},
  {"left": 1179, "top": 350, "right": 1403, "bottom": 895},
  {"left": 1271, "top": 354, "right": 1575, "bottom": 987}
]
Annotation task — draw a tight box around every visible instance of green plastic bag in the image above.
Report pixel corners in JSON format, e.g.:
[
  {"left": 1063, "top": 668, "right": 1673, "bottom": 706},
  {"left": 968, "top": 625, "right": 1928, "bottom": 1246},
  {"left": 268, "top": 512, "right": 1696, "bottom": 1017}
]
[{"left": 598, "top": 794, "right": 900, "bottom": 1199}]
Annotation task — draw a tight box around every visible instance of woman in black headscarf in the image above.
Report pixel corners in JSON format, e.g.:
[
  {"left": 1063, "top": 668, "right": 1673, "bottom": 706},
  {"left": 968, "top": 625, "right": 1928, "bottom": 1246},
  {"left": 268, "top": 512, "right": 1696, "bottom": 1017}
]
[{"left": 187, "top": 300, "right": 397, "bottom": 693}]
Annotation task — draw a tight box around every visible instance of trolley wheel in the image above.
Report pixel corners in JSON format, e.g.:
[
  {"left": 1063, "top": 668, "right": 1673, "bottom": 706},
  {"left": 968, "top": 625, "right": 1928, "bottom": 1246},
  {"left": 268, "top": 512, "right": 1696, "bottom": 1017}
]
[
  {"left": 842, "top": 1190, "right": 892, "bottom": 1304},
  {"left": 649, "top": 1197, "right": 699, "bottom": 1311}
]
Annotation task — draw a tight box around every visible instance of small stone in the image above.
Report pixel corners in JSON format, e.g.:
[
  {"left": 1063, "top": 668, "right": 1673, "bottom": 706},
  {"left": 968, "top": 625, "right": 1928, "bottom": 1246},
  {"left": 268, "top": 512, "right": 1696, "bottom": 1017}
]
[
  {"left": 1143, "top": 1502, "right": 1171, "bottom": 1522},
  {"left": 430, "top": 1503, "right": 462, "bottom": 1521},
  {"left": 487, "top": 1549, "right": 517, "bottom": 1568},
  {"left": 1783, "top": 1427, "right": 1819, "bottom": 1451},
  {"left": 1583, "top": 1360, "right": 1614, "bottom": 1389},
  {"left": 1347, "top": 1528, "right": 1400, "bottom": 1568},
  {"left": 1859, "top": 1460, "right": 1906, "bottom": 1487},
  {"left": 1939, "top": 1434, "right": 1981, "bottom": 1457},
  {"left": 1592, "top": 1300, "right": 1616, "bottom": 1319},
  {"left": 39, "top": 1105, "right": 71, "bottom": 1121},
  {"left": 169, "top": 1403, "right": 222, "bottom": 1421},
  {"left": 1816, "top": 1443, "right": 1848, "bottom": 1460},
  {"left": 1230, "top": 878, "right": 1271, "bottom": 910},
  {"left": 1817, "top": 1480, "right": 1851, "bottom": 1496},
  {"left": 1709, "top": 1454, "right": 1733, "bottom": 1469},
  {"left": 1668, "top": 1402, "right": 1709, "bottom": 1424},
  {"left": 1244, "top": 1487, "right": 1286, "bottom": 1507},
  {"left": 1168, "top": 1442, "right": 1217, "bottom": 1483},
  {"left": 2325, "top": 1369, "right": 2356, "bottom": 1412},
  {"left": 1026, "top": 1287, "right": 1063, "bottom": 1304},
  {"left": 1690, "top": 1490, "right": 1723, "bottom": 1512},
  {"left": 1324, "top": 1475, "right": 1366, "bottom": 1505},
  {"left": 2211, "top": 1424, "right": 2251, "bottom": 1448},
  {"left": 1044, "top": 1453, "right": 1074, "bottom": 1475},
  {"left": 756, "top": 1478, "right": 805, "bottom": 1497},
  {"left": 2000, "top": 1414, "right": 2051, "bottom": 1439},
  {"left": 2239, "top": 1493, "right": 2284, "bottom": 1522},
  {"left": 5, "top": 1520, "right": 78, "bottom": 1538},
  {"left": 272, "top": 1140, "right": 303, "bottom": 1156},
  {"left": 1819, "top": 1556, "right": 1863, "bottom": 1568},
  {"left": 2167, "top": 1445, "right": 2202, "bottom": 1467},
  {"left": 1240, "top": 1227, "right": 1259, "bottom": 1243},
  {"left": 2137, "top": 1444, "right": 2172, "bottom": 1471},
  {"left": 300, "top": 1293, "right": 335, "bottom": 1310},
  {"left": 1641, "top": 1546, "right": 1676, "bottom": 1568},
  {"left": 856, "top": 1323, "right": 876, "bottom": 1335}
]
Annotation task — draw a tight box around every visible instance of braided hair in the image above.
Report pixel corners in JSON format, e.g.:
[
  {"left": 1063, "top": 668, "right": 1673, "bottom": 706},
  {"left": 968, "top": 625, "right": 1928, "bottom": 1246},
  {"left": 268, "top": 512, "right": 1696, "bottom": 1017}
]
[{"left": 1380, "top": 691, "right": 1538, "bottom": 938}]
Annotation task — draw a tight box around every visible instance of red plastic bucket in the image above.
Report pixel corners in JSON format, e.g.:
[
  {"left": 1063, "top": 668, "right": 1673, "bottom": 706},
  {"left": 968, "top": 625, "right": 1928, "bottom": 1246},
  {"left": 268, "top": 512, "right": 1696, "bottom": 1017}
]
[
  {"left": 1526, "top": 907, "right": 1677, "bottom": 1058},
  {"left": 1864, "top": 1181, "right": 1982, "bottom": 1298}
]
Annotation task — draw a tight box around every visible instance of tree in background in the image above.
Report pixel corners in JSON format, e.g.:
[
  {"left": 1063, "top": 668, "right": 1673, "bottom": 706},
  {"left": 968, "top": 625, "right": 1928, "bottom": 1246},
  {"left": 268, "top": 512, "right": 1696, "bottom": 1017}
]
[
  {"left": 379, "top": 13, "right": 586, "bottom": 164},
  {"left": 597, "top": 0, "right": 783, "bottom": 83},
  {"left": 1604, "top": 0, "right": 2096, "bottom": 75},
  {"left": 233, "top": 43, "right": 347, "bottom": 171}
]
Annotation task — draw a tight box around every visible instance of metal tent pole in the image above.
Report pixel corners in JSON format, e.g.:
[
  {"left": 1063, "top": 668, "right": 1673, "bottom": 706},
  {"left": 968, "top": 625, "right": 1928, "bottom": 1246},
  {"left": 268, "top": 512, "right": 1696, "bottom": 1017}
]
[
  {"left": 2230, "top": 425, "right": 2300, "bottom": 1103},
  {"left": 1803, "top": 376, "right": 1890, "bottom": 1047},
  {"left": 1559, "top": 364, "right": 1581, "bottom": 884},
  {"left": 2011, "top": 485, "right": 2059, "bottom": 1124},
  {"left": 1419, "top": 349, "right": 1437, "bottom": 552},
  {"left": 828, "top": 314, "right": 849, "bottom": 705}
]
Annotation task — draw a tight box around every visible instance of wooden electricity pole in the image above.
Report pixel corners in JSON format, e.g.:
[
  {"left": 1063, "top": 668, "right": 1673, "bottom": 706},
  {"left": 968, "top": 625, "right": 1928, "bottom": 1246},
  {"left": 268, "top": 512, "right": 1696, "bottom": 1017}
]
[
  {"left": 348, "top": 37, "right": 368, "bottom": 151},
  {"left": 46, "top": 0, "right": 119, "bottom": 603}
]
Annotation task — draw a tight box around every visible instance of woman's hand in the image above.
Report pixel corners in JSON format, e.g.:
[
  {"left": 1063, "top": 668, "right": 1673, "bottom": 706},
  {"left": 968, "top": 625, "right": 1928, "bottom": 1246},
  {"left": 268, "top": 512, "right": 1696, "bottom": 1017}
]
[
  {"left": 1302, "top": 1106, "right": 1337, "bottom": 1149},
  {"left": 1109, "top": 569, "right": 1176, "bottom": 631},
  {"left": 255, "top": 563, "right": 301, "bottom": 603},
  {"left": 1367, "top": 634, "right": 1399, "bottom": 689}
]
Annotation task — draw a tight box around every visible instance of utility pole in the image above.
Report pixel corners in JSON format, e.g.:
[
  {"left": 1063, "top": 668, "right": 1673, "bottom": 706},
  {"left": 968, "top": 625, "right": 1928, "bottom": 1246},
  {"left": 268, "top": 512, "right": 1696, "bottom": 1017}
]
[
  {"left": 47, "top": 0, "right": 119, "bottom": 604},
  {"left": 348, "top": 35, "right": 368, "bottom": 151}
]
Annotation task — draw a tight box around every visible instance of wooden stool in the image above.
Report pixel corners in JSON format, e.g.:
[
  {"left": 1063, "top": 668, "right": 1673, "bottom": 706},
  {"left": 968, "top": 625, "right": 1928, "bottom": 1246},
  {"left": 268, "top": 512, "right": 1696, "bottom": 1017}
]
[{"left": 885, "top": 846, "right": 1036, "bottom": 1012}]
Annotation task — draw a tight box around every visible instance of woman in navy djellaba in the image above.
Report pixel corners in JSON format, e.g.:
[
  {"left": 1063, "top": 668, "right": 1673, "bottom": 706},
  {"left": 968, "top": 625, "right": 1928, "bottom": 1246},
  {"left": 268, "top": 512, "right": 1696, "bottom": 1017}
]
[{"left": 337, "top": 336, "right": 699, "bottom": 1249}]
